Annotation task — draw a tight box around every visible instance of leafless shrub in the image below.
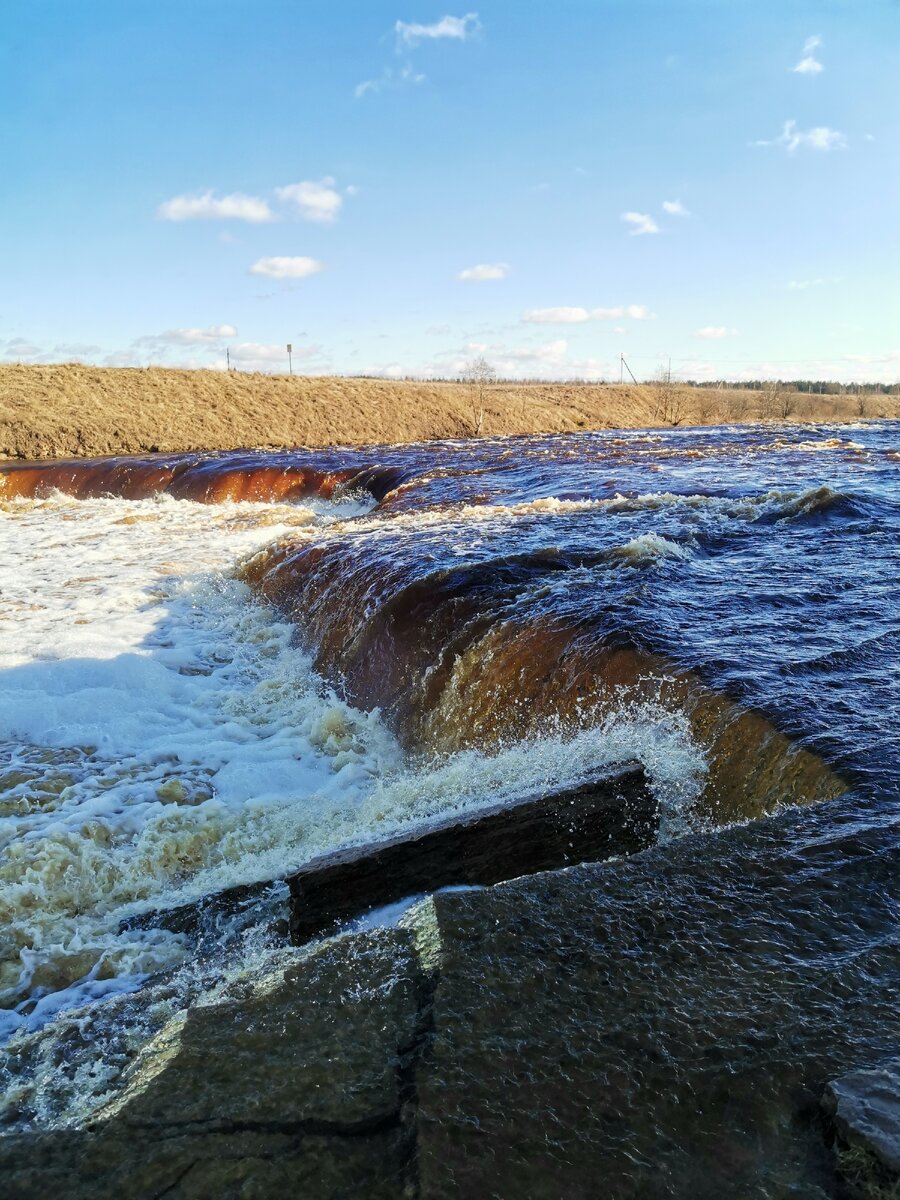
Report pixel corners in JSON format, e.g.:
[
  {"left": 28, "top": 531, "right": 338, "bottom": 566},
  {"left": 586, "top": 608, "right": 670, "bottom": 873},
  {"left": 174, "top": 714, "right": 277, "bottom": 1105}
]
[
  {"left": 760, "top": 380, "right": 796, "bottom": 421},
  {"left": 727, "top": 391, "right": 752, "bottom": 422},
  {"left": 460, "top": 355, "right": 496, "bottom": 435},
  {"left": 652, "top": 367, "right": 688, "bottom": 425},
  {"left": 693, "top": 389, "right": 720, "bottom": 424}
]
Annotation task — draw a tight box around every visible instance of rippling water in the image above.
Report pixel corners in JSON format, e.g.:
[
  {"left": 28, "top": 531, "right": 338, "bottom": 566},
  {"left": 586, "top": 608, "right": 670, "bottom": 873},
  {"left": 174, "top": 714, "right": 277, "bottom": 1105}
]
[{"left": 0, "top": 421, "right": 897, "bottom": 1128}]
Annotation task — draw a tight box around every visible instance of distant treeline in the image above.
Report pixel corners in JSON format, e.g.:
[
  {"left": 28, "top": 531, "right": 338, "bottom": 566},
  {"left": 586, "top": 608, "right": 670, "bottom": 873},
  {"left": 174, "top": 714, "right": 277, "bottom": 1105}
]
[
  {"left": 351, "top": 374, "right": 900, "bottom": 393},
  {"left": 687, "top": 379, "right": 900, "bottom": 394}
]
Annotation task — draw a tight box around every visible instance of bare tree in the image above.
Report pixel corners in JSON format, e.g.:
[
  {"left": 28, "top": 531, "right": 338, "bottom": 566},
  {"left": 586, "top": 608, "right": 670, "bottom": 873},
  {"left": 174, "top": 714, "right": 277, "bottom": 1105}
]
[
  {"left": 854, "top": 388, "right": 869, "bottom": 418},
  {"left": 652, "top": 366, "right": 687, "bottom": 425},
  {"left": 460, "top": 356, "right": 495, "bottom": 435},
  {"left": 760, "top": 380, "right": 796, "bottom": 421}
]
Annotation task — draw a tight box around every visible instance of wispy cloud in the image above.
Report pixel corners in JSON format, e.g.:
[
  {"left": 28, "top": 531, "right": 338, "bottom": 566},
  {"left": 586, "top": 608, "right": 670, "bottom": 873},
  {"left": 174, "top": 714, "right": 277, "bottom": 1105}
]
[
  {"left": 457, "top": 262, "right": 509, "bottom": 281},
  {"left": 752, "top": 119, "right": 846, "bottom": 151},
  {"left": 358, "top": 13, "right": 478, "bottom": 97},
  {"left": 157, "top": 191, "right": 274, "bottom": 222},
  {"left": 134, "top": 324, "right": 238, "bottom": 348},
  {"left": 504, "top": 339, "right": 567, "bottom": 363},
  {"left": 523, "top": 307, "right": 591, "bottom": 323},
  {"left": 621, "top": 211, "right": 659, "bottom": 236},
  {"left": 523, "top": 304, "right": 653, "bottom": 323},
  {"left": 355, "top": 63, "right": 425, "bottom": 98},
  {"left": 792, "top": 34, "right": 823, "bottom": 75},
  {"left": 787, "top": 278, "right": 827, "bottom": 290},
  {"left": 843, "top": 351, "right": 900, "bottom": 366},
  {"left": 275, "top": 178, "right": 343, "bottom": 224},
  {"left": 694, "top": 326, "right": 737, "bottom": 339},
  {"left": 229, "top": 342, "right": 325, "bottom": 366},
  {"left": 248, "top": 256, "right": 325, "bottom": 279},
  {"left": 662, "top": 199, "right": 689, "bottom": 216},
  {"left": 395, "top": 13, "right": 480, "bottom": 46},
  {"left": 0, "top": 337, "right": 43, "bottom": 360}
]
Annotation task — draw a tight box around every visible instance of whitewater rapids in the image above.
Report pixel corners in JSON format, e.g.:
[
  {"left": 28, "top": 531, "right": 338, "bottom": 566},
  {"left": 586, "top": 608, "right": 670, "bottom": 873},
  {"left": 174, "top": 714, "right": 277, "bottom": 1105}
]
[{"left": 0, "top": 490, "right": 705, "bottom": 1042}]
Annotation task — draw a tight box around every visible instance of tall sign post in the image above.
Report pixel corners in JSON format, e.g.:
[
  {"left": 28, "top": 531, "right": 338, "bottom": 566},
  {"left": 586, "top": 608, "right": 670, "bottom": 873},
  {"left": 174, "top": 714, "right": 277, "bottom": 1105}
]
[{"left": 287, "top": 343, "right": 293, "bottom": 375}]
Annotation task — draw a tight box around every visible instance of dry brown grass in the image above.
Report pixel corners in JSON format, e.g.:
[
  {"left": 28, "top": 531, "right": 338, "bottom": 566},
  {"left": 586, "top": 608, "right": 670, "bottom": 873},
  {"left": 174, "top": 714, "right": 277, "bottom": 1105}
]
[{"left": 0, "top": 364, "right": 892, "bottom": 460}]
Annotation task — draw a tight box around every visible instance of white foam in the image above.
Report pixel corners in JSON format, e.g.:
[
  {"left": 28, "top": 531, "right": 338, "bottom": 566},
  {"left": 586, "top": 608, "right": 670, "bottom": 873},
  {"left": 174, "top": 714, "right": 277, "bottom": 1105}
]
[{"left": 0, "top": 491, "right": 706, "bottom": 1042}]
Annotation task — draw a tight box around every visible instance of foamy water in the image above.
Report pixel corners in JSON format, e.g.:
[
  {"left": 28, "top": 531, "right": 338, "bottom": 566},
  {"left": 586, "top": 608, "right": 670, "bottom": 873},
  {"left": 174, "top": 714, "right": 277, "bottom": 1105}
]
[{"left": 0, "top": 491, "right": 704, "bottom": 1045}]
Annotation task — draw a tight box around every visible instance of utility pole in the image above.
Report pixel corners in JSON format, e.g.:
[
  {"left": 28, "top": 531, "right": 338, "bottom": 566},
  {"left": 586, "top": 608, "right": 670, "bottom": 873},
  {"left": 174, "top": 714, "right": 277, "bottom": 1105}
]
[
  {"left": 287, "top": 343, "right": 293, "bottom": 375},
  {"left": 226, "top": 346, "right": 231, "bottom": 371},
  {"left": 619, "top": 353, "right": 624, "bottom": 384}
]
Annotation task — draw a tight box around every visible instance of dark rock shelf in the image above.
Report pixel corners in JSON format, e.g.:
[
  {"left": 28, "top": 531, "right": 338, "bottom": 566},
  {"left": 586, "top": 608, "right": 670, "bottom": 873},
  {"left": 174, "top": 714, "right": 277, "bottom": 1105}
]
[{"left": 287, "top": 764, "right": 654, "bottom": 942}]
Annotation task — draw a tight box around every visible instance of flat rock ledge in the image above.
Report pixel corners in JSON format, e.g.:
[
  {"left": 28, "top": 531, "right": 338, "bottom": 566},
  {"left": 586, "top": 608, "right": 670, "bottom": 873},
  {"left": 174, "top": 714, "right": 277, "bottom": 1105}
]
[
  {"left": 2, "top": 804, "right": 899, "bottom": 1199},
  {"left": 823, "top": 1059, "right": 900, "bottom": 1193}
]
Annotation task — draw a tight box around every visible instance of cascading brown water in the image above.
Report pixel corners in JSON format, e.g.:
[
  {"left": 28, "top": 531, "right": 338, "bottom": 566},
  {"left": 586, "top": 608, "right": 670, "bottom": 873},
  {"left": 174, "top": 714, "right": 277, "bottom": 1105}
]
[
  {"left": 243, "top": 535, "right": 845, "bottom": 825},
  {"left": 0, "top": 451, "right": 410, "bottom": 504}
]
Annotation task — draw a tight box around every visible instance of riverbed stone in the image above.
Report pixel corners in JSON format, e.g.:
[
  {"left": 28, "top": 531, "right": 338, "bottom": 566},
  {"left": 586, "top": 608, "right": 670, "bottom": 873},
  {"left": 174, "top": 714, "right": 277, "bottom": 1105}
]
[
  {"left": 2, "top": 802, "right": 898, "bottom": 1200},
  {"left": 411, "top": 804, "right": 900, "bottom": 1200},
  {"left": 0, "top": 927, "right": 426, "bottom": 1199},
  {"left": 824, "top": 1059, "right": 900, "bottom": 1177}
]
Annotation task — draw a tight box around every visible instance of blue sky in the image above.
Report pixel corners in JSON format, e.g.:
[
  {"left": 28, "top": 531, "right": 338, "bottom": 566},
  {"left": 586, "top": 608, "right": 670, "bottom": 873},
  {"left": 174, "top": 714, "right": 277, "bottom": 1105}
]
[{"left": 2, "top": 0, "right": 898, "bottom": 381}]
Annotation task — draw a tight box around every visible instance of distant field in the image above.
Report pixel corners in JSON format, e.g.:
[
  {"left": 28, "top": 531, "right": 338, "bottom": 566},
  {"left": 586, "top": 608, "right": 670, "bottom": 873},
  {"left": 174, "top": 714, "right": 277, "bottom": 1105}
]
[{"left": 0, "top": 363, "right": 894, "bottom": 460}]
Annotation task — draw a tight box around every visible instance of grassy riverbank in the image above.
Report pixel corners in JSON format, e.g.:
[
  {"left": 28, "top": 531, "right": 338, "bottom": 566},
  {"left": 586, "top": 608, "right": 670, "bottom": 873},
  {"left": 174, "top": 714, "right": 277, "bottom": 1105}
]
[{"left": 0, "top": 363, "right": 893, "bottom": 459}]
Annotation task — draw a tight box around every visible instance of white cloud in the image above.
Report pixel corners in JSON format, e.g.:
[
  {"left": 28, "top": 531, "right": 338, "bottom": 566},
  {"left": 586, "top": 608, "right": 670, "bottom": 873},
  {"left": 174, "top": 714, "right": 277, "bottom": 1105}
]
[
  {"left": 248, "top": 256, "right": 325, "bottom": 279},
  {"left": 503, "top": 339, "right": 568, "bottom": 364},
  {"left": 457, "top": 262, "right": 509, "bottom": 281},
  {"left": 134, "top": 325, "right": 237, "bottom": 349},
  {"left": 355, "top": 63, "right": 425, "bottom": 97},
  {"left": 694, "top": 326, "right": 737, "bottom": 339},
  {"left": 523, "top": 307, "right": 590, "bottom": 323},
  {"left": 157, "top": 191, "right": 274, "bottom": 222},
  {"left": 662, "top": 199, "right": 689, "bottom": 216},
  {"left": 621, "top": 211, "right": 659, "bottom": 235},
  {"left": 275, "top": 178, "right": 343, "bottom": 224},
  {"left": 792, "top": 55, "right": 823, "bottom": 75},
  {"left": 611, "top": 304, "right": 653, "bottom": 320},
  {"left": 229, "top": 342, "right": 316, "bottom": 363},
  {"left": 52, "top": 342, "right": 102, "bottom": 359},
  {"left": 523, "top": 304, "right": 653, "bottom": 324},
  {"left": 0, "top": 337, "right": 43, "bottom": 361},
  {"left": 395, "top": 13, "right": 480, "bottom": 46},
  {"left": 792, "top": 34, "right": 823, "bottom": 74},
  {"left": 752, "top": 119, "right": 846, "bottom": 151},
  {"left": 843, "top": 351, "right": 900, "bottom": 365},
  {"left": 224, "top": 342, "right": 327, "bottom": 373},
  {"left": 787, "top": 278, "right": 826, "bottom": 290}
]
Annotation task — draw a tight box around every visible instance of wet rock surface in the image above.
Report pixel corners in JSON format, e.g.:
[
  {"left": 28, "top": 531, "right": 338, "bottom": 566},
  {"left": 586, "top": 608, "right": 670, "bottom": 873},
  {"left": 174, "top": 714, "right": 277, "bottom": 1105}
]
[
  {"left": 0, "top": 929, "right": 429, "bottom": 1199},
  {"left": 410, "top": 801, "right": 900, "bottom": 1199},
  {"left": 824, "top": 1059, "right": 900, "bottom": 1181},
  {"left": 2, "top": 797, "right": 898, "bottom": 1200},
  {"left": 288, "top": 766, "right": 654, "bottom": 942}
]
